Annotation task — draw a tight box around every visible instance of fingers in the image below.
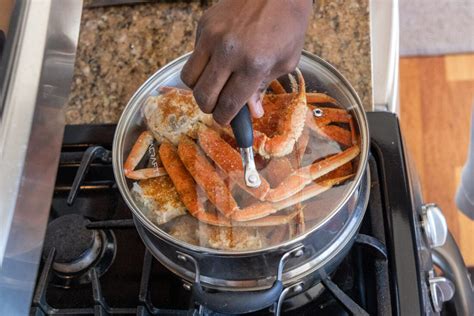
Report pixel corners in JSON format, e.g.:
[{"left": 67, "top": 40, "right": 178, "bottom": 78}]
[
  {"left": 192, "top": 57, "right": 232, "bottom": 114},
  {"left": 213, "top": 73, "right": 264, "bottom": 125},
  {"left": 180, "top": 45, "right": 210, "bottom": 89}
]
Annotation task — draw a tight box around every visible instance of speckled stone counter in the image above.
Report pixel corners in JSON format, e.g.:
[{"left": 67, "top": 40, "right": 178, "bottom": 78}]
[{"left": 66, "top": 0, "right": 372, "bottom": 124}]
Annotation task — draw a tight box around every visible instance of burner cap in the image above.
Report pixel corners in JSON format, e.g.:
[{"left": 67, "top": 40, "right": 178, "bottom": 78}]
[{"left": 43, "top": 214, "right": 94, "bottom": 264}]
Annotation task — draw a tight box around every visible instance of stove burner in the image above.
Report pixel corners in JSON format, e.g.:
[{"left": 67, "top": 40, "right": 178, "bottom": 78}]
[
  {"left": 42, "top": 214, "right": 117, "bottom": 288},
  {"left": 43, "top": 215, "right": 98, "bottom": 271}
]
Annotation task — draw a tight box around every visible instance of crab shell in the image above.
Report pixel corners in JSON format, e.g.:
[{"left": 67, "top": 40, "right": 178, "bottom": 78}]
[{"left": 143, "top": 88, "right": 213, "bottom": 145}]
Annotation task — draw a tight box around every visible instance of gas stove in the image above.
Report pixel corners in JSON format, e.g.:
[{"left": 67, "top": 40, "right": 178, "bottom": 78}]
[{"left": 28, "top": 112, "right": 471, "bottom": 315}]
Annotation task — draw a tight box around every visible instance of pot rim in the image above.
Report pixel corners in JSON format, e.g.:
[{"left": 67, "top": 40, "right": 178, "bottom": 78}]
[{"left": 112, "top": 50, "right": 370, "bottom": 256}]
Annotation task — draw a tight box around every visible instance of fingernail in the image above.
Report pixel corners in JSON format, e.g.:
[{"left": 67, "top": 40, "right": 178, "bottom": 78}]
[{"left": 255, "top": 99, "right": 264, "bottom": 117}]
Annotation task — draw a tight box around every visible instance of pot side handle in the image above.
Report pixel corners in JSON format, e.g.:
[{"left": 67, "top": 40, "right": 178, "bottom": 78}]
[
  {"left": 193, "top": 280, "right": 283, "bottom": 314},
  {"left": 177, "top": 245, "right": 305, "bottom": 314}
]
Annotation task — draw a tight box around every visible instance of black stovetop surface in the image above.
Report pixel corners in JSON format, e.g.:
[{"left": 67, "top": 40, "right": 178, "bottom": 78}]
[{"left": 30, "top": 112, "right": 425, "bottom": 316}]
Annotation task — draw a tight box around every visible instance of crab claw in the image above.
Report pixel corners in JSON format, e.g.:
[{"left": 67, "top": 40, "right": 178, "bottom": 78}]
[{"left": 253, "top": 68, "right": 307, "bottom": 158}]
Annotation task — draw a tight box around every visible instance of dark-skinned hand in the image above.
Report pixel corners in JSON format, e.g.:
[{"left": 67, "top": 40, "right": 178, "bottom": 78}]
[{"left": 180, "top": 0, "right": 313, "bottom": 125}]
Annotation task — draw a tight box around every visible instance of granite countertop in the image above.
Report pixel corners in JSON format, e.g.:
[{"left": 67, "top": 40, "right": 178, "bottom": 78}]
[{"left": 66, "top": 0, "right": 372, "bottom": 124}]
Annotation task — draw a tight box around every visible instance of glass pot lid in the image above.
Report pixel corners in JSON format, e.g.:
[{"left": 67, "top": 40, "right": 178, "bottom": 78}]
[{"left": 113, "top": 52, "right": 368, "bottom": 253}]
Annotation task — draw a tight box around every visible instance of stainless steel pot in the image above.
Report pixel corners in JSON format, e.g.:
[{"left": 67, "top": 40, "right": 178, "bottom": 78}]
[{"left": 112, "top": 51, "right": 370, "bottom": 314}]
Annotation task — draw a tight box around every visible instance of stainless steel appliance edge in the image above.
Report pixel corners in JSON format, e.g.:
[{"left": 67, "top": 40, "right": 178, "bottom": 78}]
[{"left": 0, "top": 1, "right": 83, "bottom": 315}]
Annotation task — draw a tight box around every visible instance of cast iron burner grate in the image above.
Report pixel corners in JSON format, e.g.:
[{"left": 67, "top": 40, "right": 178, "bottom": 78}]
[{"left": 30, "top": 123, "right": 398, "bottom": 316}]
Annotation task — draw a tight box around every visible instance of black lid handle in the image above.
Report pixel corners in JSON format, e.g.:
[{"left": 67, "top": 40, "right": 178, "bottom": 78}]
[{"left": 230, "top": 105, "right": 253, "bottom": 149}]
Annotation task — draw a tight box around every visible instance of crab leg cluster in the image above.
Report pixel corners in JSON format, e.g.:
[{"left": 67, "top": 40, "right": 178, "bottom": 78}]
[
  {"left": 123, "top": 69, "right": 360, "bottom": 230},
  {"left": 158, "top": 138, "right": 300, "bottom": 227}
]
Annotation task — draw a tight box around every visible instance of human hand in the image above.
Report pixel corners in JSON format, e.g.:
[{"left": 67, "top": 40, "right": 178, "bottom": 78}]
[{"left": 181, "top": 0, "right": 313, "bottom": 125}]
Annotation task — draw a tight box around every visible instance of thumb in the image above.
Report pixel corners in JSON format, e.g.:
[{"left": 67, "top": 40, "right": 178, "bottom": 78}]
[{"left": 247, "top": 91, "right": 264, "bottom": 118}]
